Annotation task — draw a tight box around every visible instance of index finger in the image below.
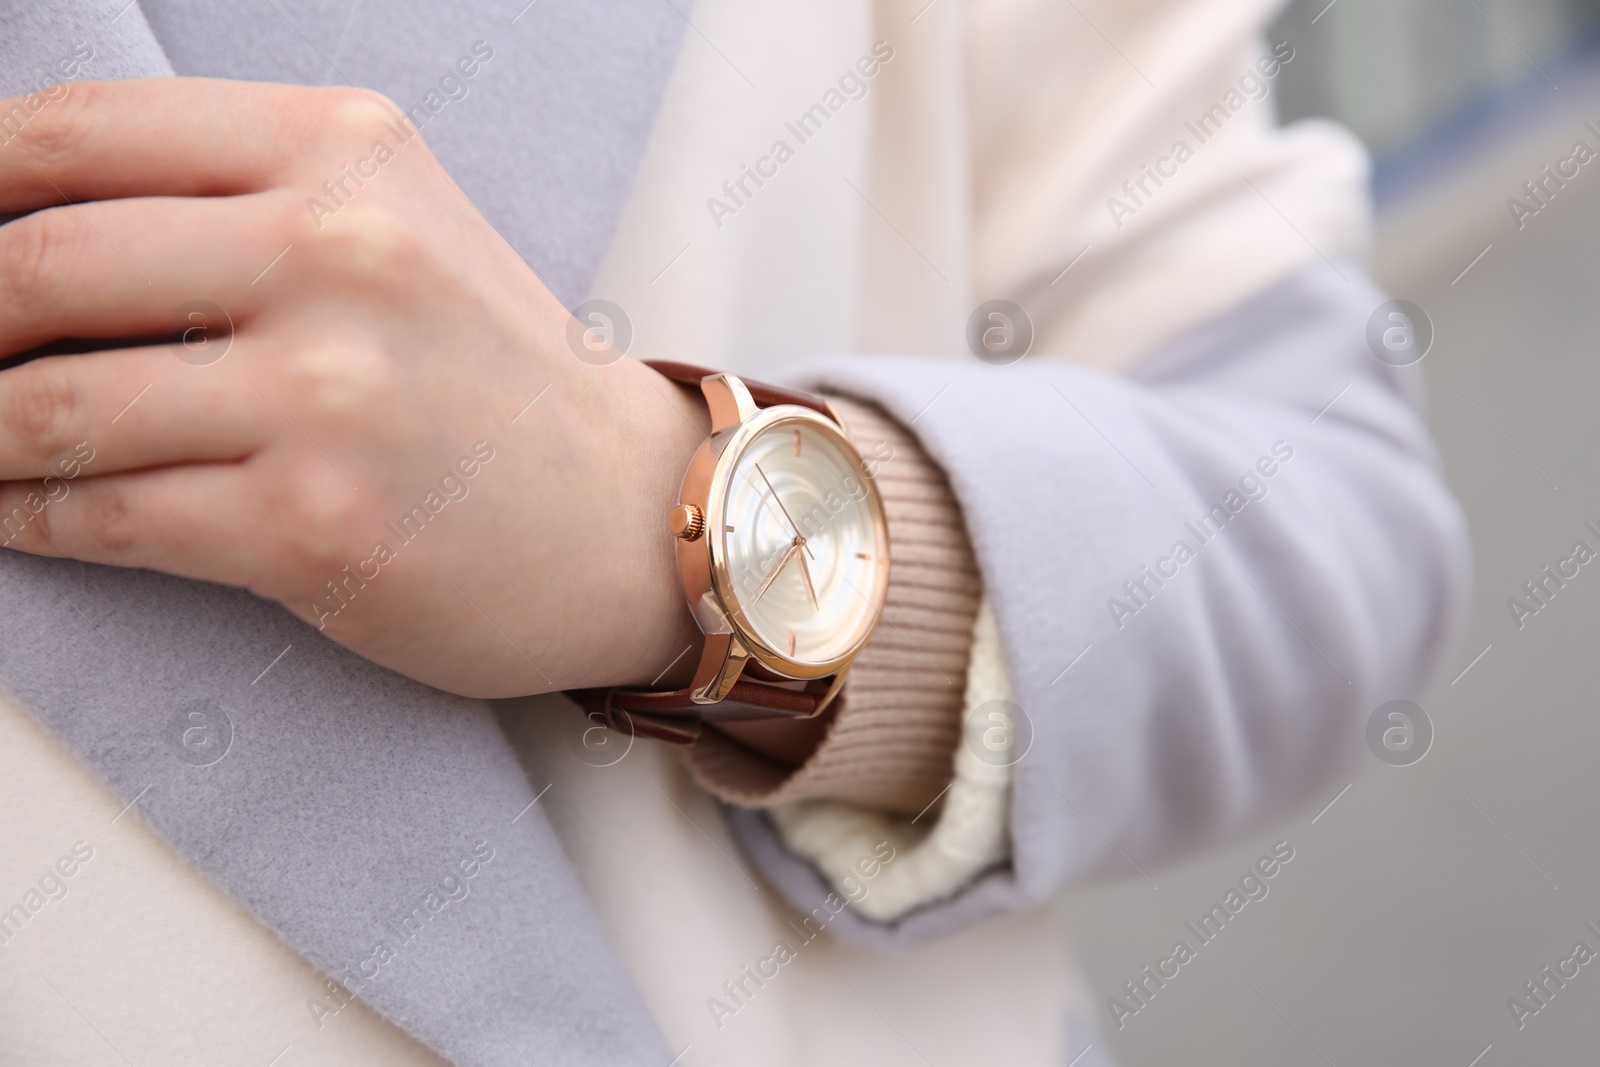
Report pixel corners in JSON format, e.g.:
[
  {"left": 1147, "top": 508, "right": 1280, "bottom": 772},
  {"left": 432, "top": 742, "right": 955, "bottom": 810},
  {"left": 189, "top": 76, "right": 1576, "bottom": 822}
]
[{"left": 0, "top": 78, "right": 411, "bottom": 213}]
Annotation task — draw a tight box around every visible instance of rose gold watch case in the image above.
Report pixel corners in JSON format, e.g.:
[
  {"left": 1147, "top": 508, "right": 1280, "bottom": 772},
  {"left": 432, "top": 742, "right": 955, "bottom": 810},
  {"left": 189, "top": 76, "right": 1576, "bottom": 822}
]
[{"left": 675, "top": 374, "right": 891, "bottom": 704}]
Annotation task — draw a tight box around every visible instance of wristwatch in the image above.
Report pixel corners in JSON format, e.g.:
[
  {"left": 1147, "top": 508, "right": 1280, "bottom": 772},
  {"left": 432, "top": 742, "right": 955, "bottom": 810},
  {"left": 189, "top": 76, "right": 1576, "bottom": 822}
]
[{"left": 570, "top": 361, "right": 891, "bottom": 745}]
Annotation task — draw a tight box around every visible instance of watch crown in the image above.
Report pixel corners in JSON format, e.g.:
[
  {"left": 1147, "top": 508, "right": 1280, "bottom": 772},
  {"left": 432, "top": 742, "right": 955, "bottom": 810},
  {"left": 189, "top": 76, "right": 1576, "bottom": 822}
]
[{"left": 669, "top": 503, "right": 705, "bottom": 541}]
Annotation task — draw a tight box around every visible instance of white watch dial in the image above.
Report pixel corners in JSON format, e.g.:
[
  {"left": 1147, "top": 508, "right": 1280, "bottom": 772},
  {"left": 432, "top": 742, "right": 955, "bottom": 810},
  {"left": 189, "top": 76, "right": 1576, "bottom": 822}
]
[{"left": 718, "top": 417, "right": 888, "bottom": 666}]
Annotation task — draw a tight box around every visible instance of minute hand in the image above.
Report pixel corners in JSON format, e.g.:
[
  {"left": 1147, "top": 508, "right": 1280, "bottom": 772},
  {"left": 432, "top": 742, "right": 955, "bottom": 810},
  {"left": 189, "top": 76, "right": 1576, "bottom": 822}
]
[
  {"left": 795, "top": 541, "right": 820, "bottom": 609},
  {"left": 754, "top": 463, "right": 815, "bottom": 559}
]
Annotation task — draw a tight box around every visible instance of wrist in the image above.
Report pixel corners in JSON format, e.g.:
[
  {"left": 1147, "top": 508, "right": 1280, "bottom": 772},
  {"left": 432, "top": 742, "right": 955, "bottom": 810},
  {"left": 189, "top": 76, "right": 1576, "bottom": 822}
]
[{"left": 589, "top": 358, "right": 708, "bottom": 689}]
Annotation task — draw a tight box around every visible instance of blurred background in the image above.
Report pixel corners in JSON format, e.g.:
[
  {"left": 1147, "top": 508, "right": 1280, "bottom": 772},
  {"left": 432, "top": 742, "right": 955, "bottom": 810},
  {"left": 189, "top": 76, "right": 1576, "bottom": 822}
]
[{"left": 1060, "top": 1, "right": 1600, "bottom": 1063}]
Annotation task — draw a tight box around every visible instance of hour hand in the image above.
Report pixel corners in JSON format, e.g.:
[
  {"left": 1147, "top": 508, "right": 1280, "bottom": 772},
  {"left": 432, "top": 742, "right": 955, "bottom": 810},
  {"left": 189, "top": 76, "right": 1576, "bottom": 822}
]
[{"left": 753, "top": 543, "right": 799, "bottom": 604}]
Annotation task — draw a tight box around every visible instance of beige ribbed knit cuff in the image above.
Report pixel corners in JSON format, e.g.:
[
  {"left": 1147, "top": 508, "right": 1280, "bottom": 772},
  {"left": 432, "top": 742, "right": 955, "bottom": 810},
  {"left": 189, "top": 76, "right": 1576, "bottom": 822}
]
[{"left": 680, "top": 395, "right": 980, "bottom": 817}]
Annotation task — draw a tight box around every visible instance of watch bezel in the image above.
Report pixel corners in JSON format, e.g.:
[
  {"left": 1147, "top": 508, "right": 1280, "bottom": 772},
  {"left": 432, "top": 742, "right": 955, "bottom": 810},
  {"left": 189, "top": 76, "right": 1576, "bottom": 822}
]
[{"left": 676, "top": 401, "right": 891, "bottom": 685}]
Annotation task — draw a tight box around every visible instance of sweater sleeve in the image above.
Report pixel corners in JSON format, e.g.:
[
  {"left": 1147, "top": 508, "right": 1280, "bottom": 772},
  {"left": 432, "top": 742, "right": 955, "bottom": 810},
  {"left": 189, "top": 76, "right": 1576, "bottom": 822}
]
[{"left": 720, "top": 261, "right": 1471, "bottom": 948}]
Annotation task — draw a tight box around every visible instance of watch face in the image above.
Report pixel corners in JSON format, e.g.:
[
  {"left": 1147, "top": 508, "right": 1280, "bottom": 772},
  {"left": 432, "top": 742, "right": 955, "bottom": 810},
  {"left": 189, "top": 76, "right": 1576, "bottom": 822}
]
[{"left": 715, "top": 414, "right": 889, "bottom": 670}]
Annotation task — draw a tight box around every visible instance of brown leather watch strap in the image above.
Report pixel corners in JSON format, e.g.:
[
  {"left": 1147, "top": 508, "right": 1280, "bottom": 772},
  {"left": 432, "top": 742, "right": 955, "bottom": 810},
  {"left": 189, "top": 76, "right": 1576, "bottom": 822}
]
[
  {"left": 568, "top": 676, "right": 838, "bottom": 746},
  {"left": 644, "top": 360, "right": 836, "bottom": 419}
]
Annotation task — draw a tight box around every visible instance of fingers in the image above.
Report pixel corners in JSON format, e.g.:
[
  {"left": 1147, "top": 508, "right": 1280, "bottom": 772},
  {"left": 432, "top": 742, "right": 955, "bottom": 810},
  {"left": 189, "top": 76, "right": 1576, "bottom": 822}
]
[
  {"left": 0, "top": 463, "right": 266, "bottom": 587},
  {"left": 0, "top": 193, "right": 291, "bottom": 357},
  {"left": 0, "top": 344, "right": 270, "bottom": 479},
  {"left": 0, "top": 79, "right": 415, "bottom": 211}
]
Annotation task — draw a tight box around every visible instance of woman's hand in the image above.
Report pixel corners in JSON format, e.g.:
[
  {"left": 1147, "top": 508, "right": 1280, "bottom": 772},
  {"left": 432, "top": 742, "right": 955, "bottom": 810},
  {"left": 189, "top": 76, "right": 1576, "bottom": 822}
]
[{"left": 0, "top": 78, "right": 709, "bottom": 697}]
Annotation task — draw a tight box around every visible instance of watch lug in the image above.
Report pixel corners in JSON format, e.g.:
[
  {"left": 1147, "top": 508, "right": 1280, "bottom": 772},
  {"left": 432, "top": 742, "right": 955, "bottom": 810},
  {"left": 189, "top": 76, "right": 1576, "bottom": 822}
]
[
  {"left": 701, "top": 373, "right": 760, "bottom": 431},
  {"left": 690, "top": 633, "right": 750, "bottom": 703}
]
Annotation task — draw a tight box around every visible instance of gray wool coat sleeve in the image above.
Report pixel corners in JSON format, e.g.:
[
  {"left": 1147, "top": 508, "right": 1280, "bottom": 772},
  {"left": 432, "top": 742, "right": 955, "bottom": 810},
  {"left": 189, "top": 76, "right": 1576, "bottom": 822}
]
[{"left": 730, "top": 261, "right": 1471, "bottom": 949}]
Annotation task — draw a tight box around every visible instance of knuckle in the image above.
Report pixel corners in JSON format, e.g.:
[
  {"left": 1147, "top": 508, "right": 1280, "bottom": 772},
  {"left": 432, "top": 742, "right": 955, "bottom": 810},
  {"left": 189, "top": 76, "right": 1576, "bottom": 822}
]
[
  {"left": 78, "top": 482, "right": 137, "bottom": 558},
  {"left": 296, "top": 200, "right": 419, "bottom": 283},
  {"left": 4, "top": 362, "right": 77, "bottom": 458},
  {"left": 0, "top": 487, "right": 51, "bottom": 548},
  {"left": 278, "top": 471, "right": 362, "bottom": 572},
  {"left": 13, "top": 80, "right": 101, "bottom": 171},
  {"left": 276, "top": 341, "right": 399, "bottom": 425},
  {"left": 318, "top": 86, "right": 401, "bottom": 143},
  {"left": 0, "top": 207, "right": 75, "bottom": 309},
  {"left": 291, "top": 198, "right": 422, "bottom": 292}
]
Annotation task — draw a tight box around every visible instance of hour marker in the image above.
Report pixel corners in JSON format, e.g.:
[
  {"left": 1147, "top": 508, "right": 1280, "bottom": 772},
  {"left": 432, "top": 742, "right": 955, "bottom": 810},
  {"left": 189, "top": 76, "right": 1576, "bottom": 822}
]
[
  {"left": 855, "top": 552, "right": 872, "bottom": 561},
  {"left": 793, "top": 430, "right": 802, "bottom": 456},
  {"left": 724, "top": 524, "right": 736, "bottom": 532},
  {"left": 788, "top": 629, "right": 796, "bottom": 655}
]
